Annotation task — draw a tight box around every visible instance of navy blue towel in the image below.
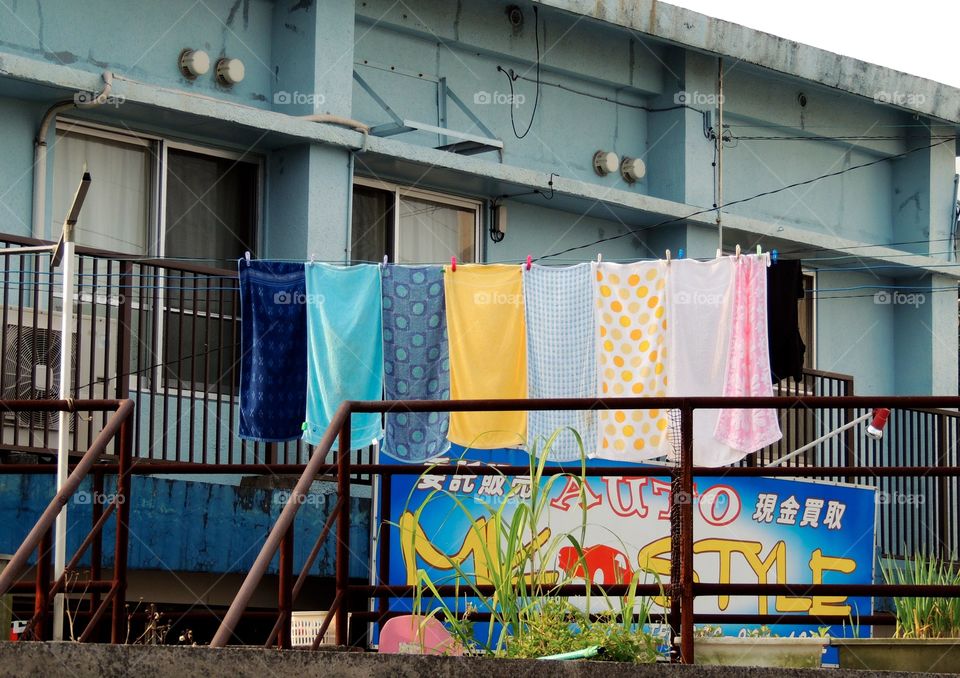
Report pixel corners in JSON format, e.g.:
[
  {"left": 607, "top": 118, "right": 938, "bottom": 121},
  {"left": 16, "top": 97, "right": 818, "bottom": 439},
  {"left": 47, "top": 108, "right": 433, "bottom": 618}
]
[{"left": 238, "top": 261, "right": 307, "bottom": 442}]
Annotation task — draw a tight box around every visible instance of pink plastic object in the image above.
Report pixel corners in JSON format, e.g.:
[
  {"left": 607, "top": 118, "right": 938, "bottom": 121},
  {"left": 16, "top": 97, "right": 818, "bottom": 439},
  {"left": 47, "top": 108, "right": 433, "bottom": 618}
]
[
  {"left": 378, "top": 614, "right": 464, "bottom": 656},
  {"left": 525, "top": 255, "right": 532, "bottom": 270},
  {"left": 451, "top": 256, "right": 457, "bottom": 272}
]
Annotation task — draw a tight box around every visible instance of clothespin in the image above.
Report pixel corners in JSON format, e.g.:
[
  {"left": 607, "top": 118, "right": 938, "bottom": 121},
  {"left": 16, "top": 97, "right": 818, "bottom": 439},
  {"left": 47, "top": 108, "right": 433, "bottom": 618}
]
[
  {"left": 597, "top": 253, "right": 602, "bottom": 263},
  {"left": 678, "top": 248, "right": 685, "bottom": 259},
  {"left": 756, "top": 244, "right": 762, "bottom": 256},
  {"left": 383, "top": 255, "right": 388, "bottom": 267},
  {"left": 716, "top": 248, "right": 722, "bottom": 259},
  {"left": 525, "top": 255, "right": 532, "bottom": 271},
  {"left": 735, "top": 244, "right": 741, "bottom": 260},
  {"left": 244, "top": 251, "right": 251, "bottom": 267},
  {"left": 771, "top": 249, "right": 778, "bottom": 265},
  {"left": 665, "top": 249, "right": 671, "bottom": 265},
  {"left": 451, "top": 256, "right": 457, "bottom": 272},
  {"left": 309, "top": 253, "right": 316, "bottom": 264}
]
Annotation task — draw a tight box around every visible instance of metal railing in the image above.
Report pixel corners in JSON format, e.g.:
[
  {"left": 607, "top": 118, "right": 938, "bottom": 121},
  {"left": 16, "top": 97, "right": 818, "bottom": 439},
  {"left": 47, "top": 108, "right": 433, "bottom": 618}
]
[
  {"left": 210, "top": 395, "right": 960, "bottom": 663},
  {"left": 0, "top": 398, "right": 133, "bottom": 642},
  {"left": 0, "top": 233, "right": 373, "bottom": 473}
]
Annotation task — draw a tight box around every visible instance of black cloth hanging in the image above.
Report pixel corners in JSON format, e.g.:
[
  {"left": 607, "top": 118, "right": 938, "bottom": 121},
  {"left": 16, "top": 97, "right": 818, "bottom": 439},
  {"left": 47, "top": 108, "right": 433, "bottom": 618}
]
[{"left": 767, "top": 259, "right": 806, "bottom": 383}]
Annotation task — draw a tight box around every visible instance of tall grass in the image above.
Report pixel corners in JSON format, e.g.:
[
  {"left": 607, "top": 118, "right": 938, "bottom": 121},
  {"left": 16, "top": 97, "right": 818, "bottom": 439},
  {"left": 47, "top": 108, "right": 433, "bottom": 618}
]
[
  {"left": 881, "top": 552, "right": 960, "bottom": 638},
  {"left": 400, "top": 429, "right": 661, "bottom": 660}
]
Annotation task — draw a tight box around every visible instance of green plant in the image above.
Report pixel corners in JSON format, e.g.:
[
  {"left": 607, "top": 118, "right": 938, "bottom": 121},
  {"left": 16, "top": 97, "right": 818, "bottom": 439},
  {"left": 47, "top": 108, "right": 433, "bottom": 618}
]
[
  {"left": 403, "top": 428, "right": 662, "bottom": 661},
  {"left": 881, "top": 552, "right": 960, "bottom": 638}
]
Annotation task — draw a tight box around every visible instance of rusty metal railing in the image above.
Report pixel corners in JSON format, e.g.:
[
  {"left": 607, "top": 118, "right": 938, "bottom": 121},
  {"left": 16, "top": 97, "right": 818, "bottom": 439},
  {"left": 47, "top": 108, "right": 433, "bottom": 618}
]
[
  {"left": 210, "top": 395, "right": 960, "bottom": 663},
  {"left": 0, "top": 398, "right": 134, "bottom": 642}
]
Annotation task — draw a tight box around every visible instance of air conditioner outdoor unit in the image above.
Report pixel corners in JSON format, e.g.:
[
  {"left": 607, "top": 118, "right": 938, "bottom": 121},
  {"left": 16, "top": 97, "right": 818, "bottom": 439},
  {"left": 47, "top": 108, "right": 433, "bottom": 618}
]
[{"left": 1, "top": 307, "right": 119, "bottom": 449}]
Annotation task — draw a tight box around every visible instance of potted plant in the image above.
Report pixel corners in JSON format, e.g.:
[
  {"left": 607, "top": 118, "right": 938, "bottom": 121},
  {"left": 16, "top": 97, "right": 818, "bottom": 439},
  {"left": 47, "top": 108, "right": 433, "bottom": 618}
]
[
  {"left": 832, "top": 552, "right": 960, "bottom": 672},
  {"left": 683, "top": 624, "right": 827, "bottom": 668}
]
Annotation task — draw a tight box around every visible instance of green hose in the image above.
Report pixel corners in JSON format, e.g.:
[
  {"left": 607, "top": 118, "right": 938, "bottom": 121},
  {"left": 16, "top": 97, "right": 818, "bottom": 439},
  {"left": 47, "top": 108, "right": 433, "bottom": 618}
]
[{"left": 537, "top": 645, "right": 601, "bottom": 660}]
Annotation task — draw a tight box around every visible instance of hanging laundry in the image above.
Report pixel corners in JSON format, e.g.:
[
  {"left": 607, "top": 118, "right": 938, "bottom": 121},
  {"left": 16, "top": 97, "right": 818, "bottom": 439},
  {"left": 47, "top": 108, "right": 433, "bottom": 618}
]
[
  {"left": 444, "top": 264, "right": 527, "bottom": 449},
  {"left": 766, "top": 259, "right": 807, "bottom": 383},
  {"left": 594, "top": 261, "right": 670, "bottom": 461},
  {"left": 664, "top": 257, "right": 737, "bottom": 466},
  {"left": 524, "top": 263, "right": 596, "bottom": 461},
  {"left": 238, "top": 261, "right": 308, "bottom": 442},
  {"left": 302, "top": 263, "right": 383, "bottom": 449},
  {"left": 381, "top": 265, "right": 450, "bottom": 462},
  {"left": 714, "top": 255, "right": 782, "bottom": 456}
]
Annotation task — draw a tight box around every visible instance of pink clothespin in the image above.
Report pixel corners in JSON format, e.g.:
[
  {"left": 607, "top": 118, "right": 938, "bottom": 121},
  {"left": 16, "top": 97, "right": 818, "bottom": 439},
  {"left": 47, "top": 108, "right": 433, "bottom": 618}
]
[
  {"left": 525, "top": 255, "right": 532, "bottom": 271},
  {"left": 451, "top": 256, "right": 457, "bottom": 272}
]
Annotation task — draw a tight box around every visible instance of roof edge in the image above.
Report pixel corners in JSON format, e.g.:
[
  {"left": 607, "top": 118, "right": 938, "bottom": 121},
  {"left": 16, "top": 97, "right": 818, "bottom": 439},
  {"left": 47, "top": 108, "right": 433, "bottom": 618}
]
[{"left": 539, "top": 0, "right": 960, "bottom": 125}]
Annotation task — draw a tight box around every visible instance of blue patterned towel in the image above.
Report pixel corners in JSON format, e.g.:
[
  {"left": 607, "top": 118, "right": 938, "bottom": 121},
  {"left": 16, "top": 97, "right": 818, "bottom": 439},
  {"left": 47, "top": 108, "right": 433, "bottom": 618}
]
[
  {"left": 238, "top": 261, "right": 307, "bottom": 442},
  {"left": 524, "top": 263, "right": 596, "bottom": 460},
  {"left": 303, "top": 263, "right": 383, "bottom": 449},
  {"left": 381, "top": 265, "right": 450, "bottom": 462}
]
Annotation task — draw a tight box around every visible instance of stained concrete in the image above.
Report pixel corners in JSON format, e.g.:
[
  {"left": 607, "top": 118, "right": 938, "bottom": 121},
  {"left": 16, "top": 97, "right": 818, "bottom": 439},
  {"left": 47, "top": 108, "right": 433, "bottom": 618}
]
[{"left": 0, "top": 643, "right": 956, "bottom": 678}]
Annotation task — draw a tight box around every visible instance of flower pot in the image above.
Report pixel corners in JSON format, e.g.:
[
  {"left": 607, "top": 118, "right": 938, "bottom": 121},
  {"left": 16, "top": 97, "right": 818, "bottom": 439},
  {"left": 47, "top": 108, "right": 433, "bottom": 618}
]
[
  {"left": 831, "top": 638, "right": 960, "bottom": 673},
  {"left": 679, "top": 637, "right": 826, "bottom": 667}
]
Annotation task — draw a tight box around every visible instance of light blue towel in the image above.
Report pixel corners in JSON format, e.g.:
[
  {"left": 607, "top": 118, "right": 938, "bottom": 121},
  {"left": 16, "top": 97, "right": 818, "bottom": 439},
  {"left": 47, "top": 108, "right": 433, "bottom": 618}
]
[
  {"left": 381, "top": 265, "right": 450, "bottom": 462},
  {"left": 524, "top": 263, "right": 596, "bottom": 461},
  {"left": 303, "top": 263, "right": 383, "bottom": 449}
]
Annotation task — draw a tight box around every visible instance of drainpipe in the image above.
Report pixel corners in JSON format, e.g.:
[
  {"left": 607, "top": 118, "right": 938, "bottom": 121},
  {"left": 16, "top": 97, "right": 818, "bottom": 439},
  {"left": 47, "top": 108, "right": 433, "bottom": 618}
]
[
  {"left": 949, "top": 173, "right": 958, "bottom": 262},
  {"left": 31, "top": 71, "right": 113, "bottom": 238}
]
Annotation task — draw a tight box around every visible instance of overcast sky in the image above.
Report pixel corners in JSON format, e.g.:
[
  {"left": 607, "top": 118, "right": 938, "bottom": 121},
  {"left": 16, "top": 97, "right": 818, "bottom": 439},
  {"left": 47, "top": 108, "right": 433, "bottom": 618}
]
[{"left": 667, "top": 0, "right": 960, "bottom": 89}]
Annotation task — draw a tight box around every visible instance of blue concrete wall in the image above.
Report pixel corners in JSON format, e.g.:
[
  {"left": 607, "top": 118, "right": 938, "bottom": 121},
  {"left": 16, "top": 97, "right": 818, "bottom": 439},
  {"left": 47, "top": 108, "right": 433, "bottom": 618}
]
[
  {"left": 0, "top": 474, "right": 369, "bottom": 578},
  {"left": 0, "top": 98, "right": 41, "bottom": 237},
  {"left": 0, "top": 0, "right": 275, "bottom": 107}
]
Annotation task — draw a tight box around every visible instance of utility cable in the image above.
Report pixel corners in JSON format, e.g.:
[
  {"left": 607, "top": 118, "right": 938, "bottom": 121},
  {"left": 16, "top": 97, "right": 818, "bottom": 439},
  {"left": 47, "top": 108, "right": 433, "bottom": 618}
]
[{"left": 536, "top": 137, "right": 954, "bottom": 261}]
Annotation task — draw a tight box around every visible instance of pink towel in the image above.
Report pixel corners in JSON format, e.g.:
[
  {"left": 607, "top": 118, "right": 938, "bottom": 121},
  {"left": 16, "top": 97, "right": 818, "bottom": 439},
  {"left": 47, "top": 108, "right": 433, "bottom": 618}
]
[{"left": 714, "top": 255, "right": 782, "bottom": 457}]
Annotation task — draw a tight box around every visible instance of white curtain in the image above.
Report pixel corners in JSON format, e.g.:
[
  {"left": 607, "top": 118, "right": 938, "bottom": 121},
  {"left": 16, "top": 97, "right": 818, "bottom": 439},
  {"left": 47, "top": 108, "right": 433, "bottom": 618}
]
[
  {"left": 397, "top": 196, "right": 475, "bottom": 264},
  {"left": 51, "top": 131, "right": 150, "bottom": 254}
]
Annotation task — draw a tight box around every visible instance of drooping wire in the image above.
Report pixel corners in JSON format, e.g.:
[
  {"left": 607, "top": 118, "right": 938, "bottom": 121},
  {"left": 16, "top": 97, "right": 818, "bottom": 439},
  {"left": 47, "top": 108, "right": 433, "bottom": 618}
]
[{"left": 497, "top": 6, "right": 541, "bottom": 139}]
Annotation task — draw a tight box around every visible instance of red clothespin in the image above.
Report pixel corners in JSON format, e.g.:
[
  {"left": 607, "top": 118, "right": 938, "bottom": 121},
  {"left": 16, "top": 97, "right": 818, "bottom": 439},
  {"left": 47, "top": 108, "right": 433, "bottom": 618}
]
[
  {"left": 451, "top": 256, "right": 457, "bottom": 272},
  {"left": 525, "top": 255, "right": 532, "bottom": 271}
]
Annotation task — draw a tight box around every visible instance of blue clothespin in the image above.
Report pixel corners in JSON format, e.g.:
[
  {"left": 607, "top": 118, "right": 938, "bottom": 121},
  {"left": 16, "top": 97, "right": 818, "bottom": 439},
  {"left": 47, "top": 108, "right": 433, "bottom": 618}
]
[
  {"left": 771, "top": 249, "right": 778, "bottom": 264},
  {"left": 678, "top": 248, "right": 685, "bottom": 259}
]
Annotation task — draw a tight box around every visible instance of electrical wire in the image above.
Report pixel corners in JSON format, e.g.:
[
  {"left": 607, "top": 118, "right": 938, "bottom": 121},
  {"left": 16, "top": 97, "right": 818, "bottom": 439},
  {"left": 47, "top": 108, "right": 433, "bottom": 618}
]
[
  {"left": 498, "top": 6, "right": 541, "bottom": 139},
  {"left": 536, "top": 137, "right": 955, "bottom": 261}
]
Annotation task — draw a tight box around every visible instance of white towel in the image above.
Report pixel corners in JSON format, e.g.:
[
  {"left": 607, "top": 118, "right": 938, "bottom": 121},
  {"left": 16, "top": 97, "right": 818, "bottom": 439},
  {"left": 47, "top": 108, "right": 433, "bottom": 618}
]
[{"left": 665, "top": 257, "right": 739, "bottom": 466}]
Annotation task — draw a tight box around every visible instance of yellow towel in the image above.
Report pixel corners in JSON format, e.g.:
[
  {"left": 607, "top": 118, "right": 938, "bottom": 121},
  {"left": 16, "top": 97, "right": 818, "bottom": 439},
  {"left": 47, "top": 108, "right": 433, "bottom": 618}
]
[{"left": 444, "top": 264, "right": 527, "bottom": 448}]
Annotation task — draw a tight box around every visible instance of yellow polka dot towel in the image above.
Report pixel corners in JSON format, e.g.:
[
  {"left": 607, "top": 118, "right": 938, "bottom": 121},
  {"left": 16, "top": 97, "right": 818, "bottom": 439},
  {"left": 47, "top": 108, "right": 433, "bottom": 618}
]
[
  {"left": 444, "top": 264, "right": 528, "bottom": 449},
  {"left": 593, "top": 261, "right": 670, "bottom": 460}
]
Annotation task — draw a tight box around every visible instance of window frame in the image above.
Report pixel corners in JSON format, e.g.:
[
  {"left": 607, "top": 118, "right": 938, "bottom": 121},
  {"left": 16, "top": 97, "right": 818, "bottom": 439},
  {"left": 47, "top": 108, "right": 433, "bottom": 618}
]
[
  {"left": 351, "top": 176, "right": 483, "bottom": 263},
  {"left": 51, "top": 119, "right": 264, "bottom": 400}
]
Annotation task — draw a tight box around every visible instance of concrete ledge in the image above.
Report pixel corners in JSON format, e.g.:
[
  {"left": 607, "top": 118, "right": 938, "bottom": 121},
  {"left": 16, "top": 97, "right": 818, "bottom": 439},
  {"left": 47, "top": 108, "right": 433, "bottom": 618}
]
[{"left": 0, "top": 643, "right": 956, "bottom": 678}]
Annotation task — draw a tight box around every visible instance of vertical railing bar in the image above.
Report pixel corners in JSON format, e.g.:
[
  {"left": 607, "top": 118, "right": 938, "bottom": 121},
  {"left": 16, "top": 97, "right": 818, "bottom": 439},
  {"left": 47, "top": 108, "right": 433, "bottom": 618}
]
[
  {"left": 103, "top": 259, "right": 114, "bottom": 447},
  {"left": 335, "top": 413, "right": 352, "bottom": 647},
  {"left": 149, "top": 265, "right": 161, "bottom": 460},
  {"left": 228, "top": 281, "right": 239, "bottom": 464},
  {"left": 174, "top": 272, "right": 186, "bottom": 462},
  {"left": 13, "top": 250, "right": 27, "bottom": 446},
  {"left": 200, "top": 274, "right": 213, "bottom": 464},
  {"left": 188, "top": 273, "right": 198, "bottom": 464},
  {"left": 42, "top": 254, "right": 56, "bottom": 450},
  {"left": 678, "top": 402, "right": 694, "bottom": 663},
  {"left": 89, "top": 468, "right": 104, "bottom": 641},
  {"left": 214, "top": 277, "right": 225, "bottom": 465},
  {"left": 111, "top": 412, "right": 132, "bottom": 643},
  {"left": 278, "top": 525, "right": 294, "bottom": 648},
  {"left": 85, "top": 258, "right": 99, "bottom": 450},
  {"left": 29, "top": 252, "right": 42, "bottom": 446}
]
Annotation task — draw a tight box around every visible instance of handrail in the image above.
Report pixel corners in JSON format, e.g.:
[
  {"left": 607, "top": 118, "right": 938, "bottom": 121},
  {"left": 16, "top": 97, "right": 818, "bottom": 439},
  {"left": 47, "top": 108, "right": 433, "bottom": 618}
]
[
  {"left": 209, "top": 401, "right": 350, "bottom": 648},
  {"left": 211, "top": 393, "right": 960, "bottom": 658},
  {"left": 0, "top": 398, "right": 134, "bottom": 641}
]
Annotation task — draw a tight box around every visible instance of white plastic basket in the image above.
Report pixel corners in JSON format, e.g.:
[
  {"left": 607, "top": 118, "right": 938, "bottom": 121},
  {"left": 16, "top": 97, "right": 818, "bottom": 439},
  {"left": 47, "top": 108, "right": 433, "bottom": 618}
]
[{"left": 290, "top": 611, "right": 338, "bottom": 648}]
